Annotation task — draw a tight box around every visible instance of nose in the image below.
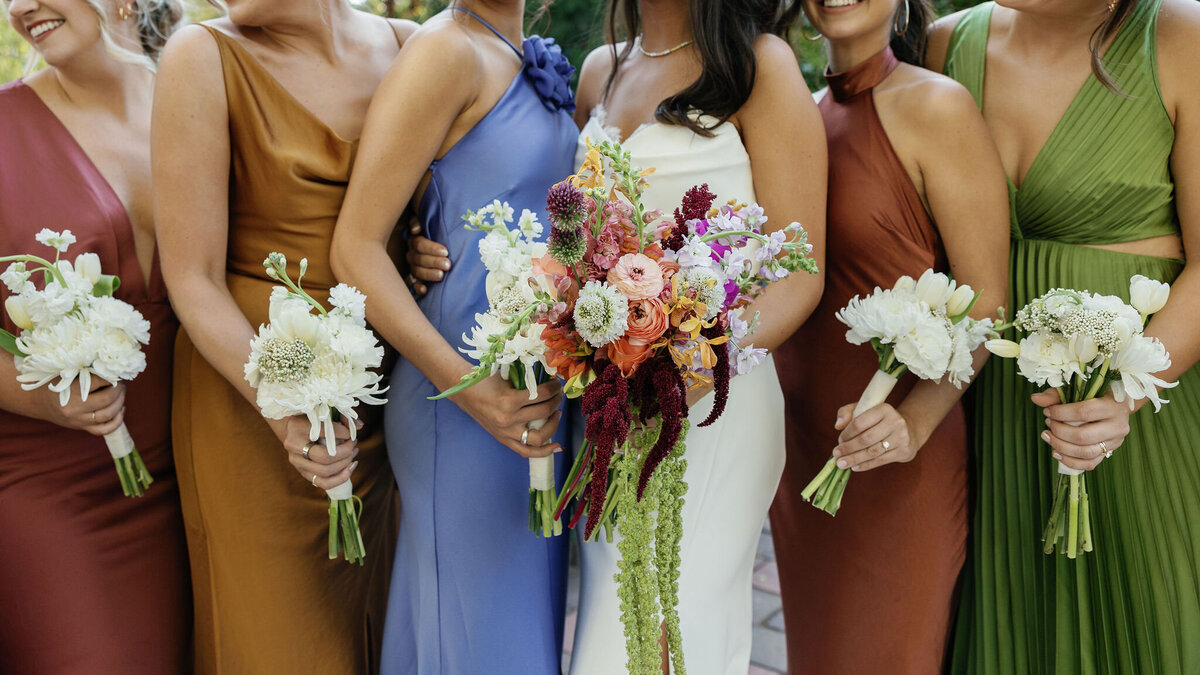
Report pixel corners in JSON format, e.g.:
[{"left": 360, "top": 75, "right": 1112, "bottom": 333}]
[{"left": 7, "top": 0, "right": 38, "bottom": 21}]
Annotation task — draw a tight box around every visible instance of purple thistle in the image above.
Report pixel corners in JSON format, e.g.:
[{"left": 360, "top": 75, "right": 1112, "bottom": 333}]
[{"left": 546, "top": 181, "right": 589, "bottom": 230}]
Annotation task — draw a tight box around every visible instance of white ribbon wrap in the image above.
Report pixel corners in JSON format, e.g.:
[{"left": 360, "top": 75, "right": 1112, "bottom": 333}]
[
  {"left": 1056, "top": 421, "right": 1085, "bottom": 476},
  {"left": 103, "top": 422, "right": 136, "bottom": 460},
  {"left": 326, "top": 478, "right": 354, "bottom": 501},
  {"left": 527, "top": 415, "right": 553, "bottom": 491},
  {"left": 852, "top": 370, "right": 899, "bottom": 418}
]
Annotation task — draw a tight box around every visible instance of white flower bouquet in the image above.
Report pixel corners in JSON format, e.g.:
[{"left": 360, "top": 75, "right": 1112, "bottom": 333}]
[
  {"left": 1, "top": 229, "right": 153, "bottom": 497},
  {"left": 985, "top": 275, "right": 1176, "bottom": 557},
  {"left": 438, "top": 201, "right": 562, "bottom": 537},
  {"left": 244, "top": 253, "right": 387, "bottom": 564},
  {"left": 801, "top": 269, "right": 995, "bottom": 515}
]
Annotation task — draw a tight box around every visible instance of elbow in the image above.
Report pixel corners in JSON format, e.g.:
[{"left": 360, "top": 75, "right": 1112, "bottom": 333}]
[{"left": 329, "top": 231, "right": 355, "bottom": 285}]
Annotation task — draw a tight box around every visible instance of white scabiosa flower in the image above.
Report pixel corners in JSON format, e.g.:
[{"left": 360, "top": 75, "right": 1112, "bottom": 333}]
[{"left": 573, "top": 281, "right": 629, "bottom": 347}]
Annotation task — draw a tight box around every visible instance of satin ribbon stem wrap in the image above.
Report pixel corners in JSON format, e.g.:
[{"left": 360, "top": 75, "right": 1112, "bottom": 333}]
[
  {"left": 800, "top": 369, "right": 900, "bottom": 515},
  {"left": 104, "top": 422, "right": 153, "bottom": 498},
  {"left": 1043, "top": 420, "right": 1093, "bottom": 558},
  {"left": 511, "top": 366, "right": 561, "bottom": 538}
]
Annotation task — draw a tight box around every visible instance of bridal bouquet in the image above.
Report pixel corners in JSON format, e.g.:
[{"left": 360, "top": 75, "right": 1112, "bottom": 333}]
[
  {"left": 801, "top": 270, "right": 995, "bottom": 515},
  {"left": 245, "top": 252, "right": 387, "bottom": 564},
  {"left": 435, "top": 140, "right": 818, "bottom": 675},
  {"left": 1, "top": 229, "right": 153, "bottom": 497},
  {"left": 456, "top": 200, "right": 561, "bottom": 536},
  {"left": 985, "top": 276, "right": 1175, "bottom": 557}
]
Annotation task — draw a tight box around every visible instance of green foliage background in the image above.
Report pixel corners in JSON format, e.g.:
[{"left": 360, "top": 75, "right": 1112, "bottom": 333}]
[{"left": 1, "top": 0, "right": 980, "bottom": 92}]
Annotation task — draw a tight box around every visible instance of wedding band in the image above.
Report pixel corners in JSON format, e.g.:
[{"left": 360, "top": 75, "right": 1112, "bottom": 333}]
[
  {"left": 90, "top": 411, "right": 96, "bottom": 423},
  {"left": 1099, "top": 440, "right": 1111, "bottom": 459},
  {"left": 302, "top": 441, "right": 314, "bottom": 460},
  {"left": 312, "top": 474, "right": 319, "bottom": 488},
  {"left": 521, "top": 428, "right": 530, "bottom": 445},
  {"left": 881, "top": 440, "right": 891, "bottom": 451}
]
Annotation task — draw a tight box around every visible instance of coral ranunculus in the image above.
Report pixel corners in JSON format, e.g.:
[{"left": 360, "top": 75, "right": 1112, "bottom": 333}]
[
  {"left": 607, "top": 253, "right": 664, "bottom": 300},
  {"left": 608, "top": 335, "right": 654, "bottom": 376},
  {"left": 626, "top": 297, "right": 670, "bottom": 343}
]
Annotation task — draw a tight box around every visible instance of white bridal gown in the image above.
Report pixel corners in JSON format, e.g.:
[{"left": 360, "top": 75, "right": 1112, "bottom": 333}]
[{"left": 568, "top": 106, "right": 787, "bottom": 675}]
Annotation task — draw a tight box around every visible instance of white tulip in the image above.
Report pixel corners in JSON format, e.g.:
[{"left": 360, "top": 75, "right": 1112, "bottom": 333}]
[
  {"left": 915, "top": 269, "right": 956, "bottom": 309},
  {"left": 1129, "top": 274, "right": 1169, "bottom": 317},
  {"left": 985, "top": 338, "right": 1021, "bottom": 358},
  {"left": 946, "top": 285, "right": 976, "bottom": 317},
  {"left": 5, "top": 295, "right": 33, "bottom": 330},
  {"left": 893, "top": 275, "right": 916, "bottom": 294},
  {"left": 73, "top": 253, "right": 103, "bottom": 285}
]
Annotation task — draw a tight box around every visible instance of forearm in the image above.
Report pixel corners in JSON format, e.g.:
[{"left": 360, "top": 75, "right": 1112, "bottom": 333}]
[
  {"left": 0, "top": 354, "right": 43, "bottom": 419},
  {"left": 1144, "top": 264, "right": 1200, "bottom": 380},
  {"left": 166, "top": 272, "right": 259, "bottom": 406},
  {"left": 896, "top": 347, "right": 989, "bottom": 449},
  {"left": 738, "top": 270, "right": 822, "bottom": 353}
]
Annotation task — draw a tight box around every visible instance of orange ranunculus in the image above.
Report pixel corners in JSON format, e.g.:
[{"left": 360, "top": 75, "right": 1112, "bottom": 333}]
[
  {"left": 626, "top": 297, "right": 670, "bottom": 343},
  {"left": 532, "top": 252, "right": 569, "bottom": 280},
  {"left": 608, "top": 336, "right": 654, "bottom": 376}
]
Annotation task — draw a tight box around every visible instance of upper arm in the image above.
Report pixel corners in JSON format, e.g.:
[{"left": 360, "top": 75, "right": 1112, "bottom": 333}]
[
  {"left": 151, "top": 24, "right": 231, "bottom": 289},
  {"left": 331, "top": 25, "right": 478, "bottom": 257},
  {"left": 573, "top": 45, "right": 616, "bottom": 129},
  {"left": 925, "top": 11, "right": 968, "bottom": 75},
  {"left": 912, "top": 78, "right": 1010, "bottom": 314},
  {"left": 1158, "top": 0, "right": 1200, "bottom": 264},
  {"left": 388, "top": 18, "right": 420, "bottom": 46},
  {"left": 737, "top": 34, "right": 827, "bottom": 261}
]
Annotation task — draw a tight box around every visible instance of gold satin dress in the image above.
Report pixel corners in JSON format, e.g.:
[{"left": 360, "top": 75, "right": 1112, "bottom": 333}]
[{"left": 172, "top": 25, "right": 398, "bottom": 674}]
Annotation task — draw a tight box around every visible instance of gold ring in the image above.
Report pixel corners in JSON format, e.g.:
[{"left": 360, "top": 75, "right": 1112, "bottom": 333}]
[
  {"left": 302, "top": 441, "right": 314, "bottom": 460},
  {"left": 521, "top": 428, "right": 530, "bottom": 445},
  {"left": 311, "top": 474, "right": 319, "bottom": 488},
  {"left": 1099, "top": 440, "right": 1111, "bottom": 459}
]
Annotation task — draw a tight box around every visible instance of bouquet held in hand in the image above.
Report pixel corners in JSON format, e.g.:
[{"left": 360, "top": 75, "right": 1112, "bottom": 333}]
[
  {"left": 245, "top": 253, "right": 387, "bottom": 564},
  {"left": 1, "top": 229, "right": 153, "bottom": 497},
  {"left": 985, "top": 276, "right": 1176, "bottom": 558},
  {"left": 801, "top": 270, "right": 996, "bottom": 515},
  {"left": 435, "top": 140, "right": 819, "bottom": 675}
]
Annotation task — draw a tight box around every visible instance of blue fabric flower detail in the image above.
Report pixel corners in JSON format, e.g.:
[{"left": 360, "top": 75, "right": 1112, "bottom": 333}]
[{"left": 522, "top": 35, "right": 576, "bottom": 114}]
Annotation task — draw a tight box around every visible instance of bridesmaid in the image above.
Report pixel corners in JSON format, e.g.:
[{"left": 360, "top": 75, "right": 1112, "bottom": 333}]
[
  {"left": 769, "top": 0, "right": 1009, "bottom": 672},
  {"left": 329, "top": 1, "right": 575, "bottom": 673},
  {"left": 928, "top": 0, "right": 1200, "bottom": 671},
  {"left": 151, "top": 2, "right": 415, "bottom": 672},
  {"left": 0, "top": 0, "right": 190, "bottom": 672}
]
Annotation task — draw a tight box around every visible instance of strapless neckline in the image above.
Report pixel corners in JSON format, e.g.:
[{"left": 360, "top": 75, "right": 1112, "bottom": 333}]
[{"left": 585, "top": 103, "right": 744, "bottom": 148}]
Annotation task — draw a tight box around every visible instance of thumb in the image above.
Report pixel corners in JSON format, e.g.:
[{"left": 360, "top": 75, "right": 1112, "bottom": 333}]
[
  {"left": 1030, "top": 389, "right": 1061, "bottom": 409},
  {"left": 833, "top": 403, "right": 854, "bottom": 431}
]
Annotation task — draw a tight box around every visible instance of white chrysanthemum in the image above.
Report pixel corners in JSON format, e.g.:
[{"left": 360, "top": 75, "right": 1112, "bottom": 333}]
[
  {"left": 893, "top": 312, "right": 954, "bottom": 381},
  {"left": 677, "top": 267, "right": 725, "bottom": 320},
  {"left": 35, "top": 228, "right": 76, "bottom": 252},
  {"left": 573, "top": 281, "right": 629, "bottom": 347},
  {"left": 328, "top": 284, "right": 367, "bottom": 322},
  {"left": 89, "top": 296, "right": 151, "bottom": 345},
  {"left": 1, "top": 262, "right": 32, "bottom": 293},
  {"left": 1016, "top": 332, "right": 1081, "bottom": 388},
  {"left": 837, "top": 287, "right": 924, "bottom": 346},
  {"left": 327, "top": 319, "right": 384, "bottom": 371},
  {"left": 1109, "top": 335, "right": 1177, "bottom": 412},
  {"left": 14, "top": 313, "right": 101, "bottom": 405}
]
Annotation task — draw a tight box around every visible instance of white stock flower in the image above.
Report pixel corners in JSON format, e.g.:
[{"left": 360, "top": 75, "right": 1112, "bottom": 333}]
[
  {"left": 914, "top": 269, "right": 956, "bottom": 309},
  {"left": 517, "top": 209, "right": 543, "bottom": 238},
  {"left": 573, "top": 281, "right": 629, "bottom": 347},
  {"left": 1129, "top": 275, "right": 1169, "bottom": 318},
  {"left": 677, "top": 235, "right": 716, "bottom": 270},
  {"left": 734, "top": 344, "right": 767, "bottom": 376},
  {"left": 1108, "top": 335, "right": 1177, "bottom": 412},
  {"left": 479, "top": 230, "right": 511, "bottom": 273},
  {"left": 35, "top": 228, "right": 76, "bottom": 253},
  {"left": 1, "top": 262, "right": 31, "bottom": 293},
  {"left": 328, "top": 284, "right": 367, "bottom": 322},
  {"left": 490, "top": 200, "right": 514, "bottom": 226}
]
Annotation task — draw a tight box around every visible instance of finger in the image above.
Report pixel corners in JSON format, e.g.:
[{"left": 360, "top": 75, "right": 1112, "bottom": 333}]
[
  {"left": 832, "top": 420, "right": 891, "bottom": 461},
  {"left": 411, "top": 237, "right": 449, "bottom": 258},
  {"left": 505, "top": 438, "right": 558, "bottom": 459},
  {"left": 840, "top": 433, "right": 910, "bottom": 470},
  {"left": 310, "top": 461, "right": 358, "bottom": 490},
  {"left": 833, "top": 403, "right": 856, "bottom": 431},
  {"left": 87, "top": 376, "right": 116, "bottom": 393},
  {"left": 533, "top": 379, "right": 564, "bottom": 402},
  {"left": 515, "top": 398, "right": 563, "bottom": 427},
  {"left": 292, "top": 451, "right": 357, "bottom": 478},
  {"left": 300, "top": 438, "right": 358, "bottom": 464},
  {"left": 1040, "top": 429, "right": 1104, "bottom": 462},
  {"left": 1043, "top": 397, "right": 1118, "bottom": 424},
  {"left": 408, "top": 258, "right": 446, "bottom": 282},
  {"left": 837, "top": 404, "right": 889, "bottom": 444},
  {"left": 1044, "top": 418, "right": 1126, "bottom": 447},
  {"left": 78, "top": 384, "right": 123, "bottom": 413},
  {"left": 408, "top": 217, "right": 423, "bottom": 236},
  {"left": 412, "top": 281, "right": 428, "bottom": 297},
  {"left": 1054, "top": 452, "right": 1104, "bottom": 472},
  {"left": 87, "top": 407, "right": 126, "bottom": 436},
  {"left": 849, "top": 449, "right": 907, "bottom": 473},
  {"left": 91, "top": 393, "right": 126, "bottom": 426},
  {"left": 512, "top": 411, "right": 563, "bottom": 447},
  {"left": 1029, "top": 389, "right": 1061, "bottom": 408}
]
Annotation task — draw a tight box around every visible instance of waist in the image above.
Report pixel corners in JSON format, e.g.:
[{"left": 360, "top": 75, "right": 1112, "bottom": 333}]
[{"left": 1018, "top": 234, "right": 1185, "bottom": 264}]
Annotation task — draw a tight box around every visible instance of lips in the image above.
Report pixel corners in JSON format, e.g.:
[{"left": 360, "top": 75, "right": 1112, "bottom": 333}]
[
  {"left": 820, "top": 0, "right": 864, "bottom": 8},
  {"left": 27, "top": 19, "right": 65, "bottom": 42}
]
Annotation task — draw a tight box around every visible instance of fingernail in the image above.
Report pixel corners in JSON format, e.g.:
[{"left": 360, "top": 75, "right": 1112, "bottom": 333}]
[
  {"left": 851, "top": 465, "right": 860, "bottom": 472},
  {"left": 435, "top": 271, "right": 443, "bottom": 279},
  {"left": 554, "top": 446, "right": 563, "bottom": 454},
  {"left": 1052, "top": 453, "right": 1062, "bottom": 461},
  {"left": 831, "top": 449, "right": 841, "bottom": 458},
  {"left": 441, "top": 261, "right": 451, "bottom": 270},
  {"left": 438, "top": 248, "right": 448, "bottom": 256},
  {"left": 1041, "top": 431, "right": 1051, "bottom": 443},
  {"left": 837, "top": 459, "right": 847, "bottom": 469},
  {"left": 350, "top": 461, "right": 359, "bottom": 471}
]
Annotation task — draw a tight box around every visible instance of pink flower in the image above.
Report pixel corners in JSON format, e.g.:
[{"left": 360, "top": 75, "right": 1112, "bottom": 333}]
[{"left": 607, "top": 253, "right": 664, "bottom": 300}]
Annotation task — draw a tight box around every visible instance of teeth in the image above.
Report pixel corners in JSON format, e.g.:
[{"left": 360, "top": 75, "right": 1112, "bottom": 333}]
[
  {"left": 30, "top": 20, "right": 64, "bottom": 38},
  {"left": 822, "top": 0, "right": 861, "bottom": 6}
]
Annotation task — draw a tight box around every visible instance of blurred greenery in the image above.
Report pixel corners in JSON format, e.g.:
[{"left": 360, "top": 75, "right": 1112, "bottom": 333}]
[{"left": 1, "top": 0, "right": 982, "bottom": 92}]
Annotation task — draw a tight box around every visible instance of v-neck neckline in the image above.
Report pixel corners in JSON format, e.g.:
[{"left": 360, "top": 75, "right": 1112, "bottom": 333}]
[
  {"left": 18, "top": 80, "right": 160, "bottom": 301},
  {"left": 979, "top": 3, "right": 1131, "bottom": 194},
  {"left": 212, "top": 28, "right": 364, "bottom": 146}
]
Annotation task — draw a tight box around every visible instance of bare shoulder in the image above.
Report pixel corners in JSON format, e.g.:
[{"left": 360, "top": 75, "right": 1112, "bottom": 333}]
[
  {"left": 747, "top": 32, "right": 809, "bottom": 97},
  {"left": 925, "top": 8, "right": 973, "bottom": 74},
  {"left": 1156, "top": 0, "right": 1200, "bottom": 75},
  {"left": 882, "top": 64, "right": 980, "bottom": 131},
  {"left": 753, "top": 32, "right": 803, "bottom": 72},
  {"left": 387, "top": 17, "right": 420, "bottom": 45},
  {"left": 157, "top": 23, "right": 224, "bottom": 85},
  {"left": 575, "top": 44, "right": 619, "bottom": 116},
  {"left": 391, "top": 15, "right": 481, "bottom": 69}
]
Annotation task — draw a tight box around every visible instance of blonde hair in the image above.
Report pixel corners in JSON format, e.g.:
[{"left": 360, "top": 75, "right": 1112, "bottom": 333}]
[{"left": 20, "top": 0, "right": 183, "bottom": 74}]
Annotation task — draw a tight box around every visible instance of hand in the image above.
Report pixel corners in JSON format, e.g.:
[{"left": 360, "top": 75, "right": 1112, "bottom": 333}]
[
  {"left": 34, "top": 377, "right": 126, "bottom": 437},
  {"left": 1032, "top": 390, "right": 1131, "bottom": 471},
  {"left": 830, "top": 402, "right": 917, "bottom": 472},
  {"left": 451, "top": 375, "right": 564, "bottom": 459},
  {"left": 269, "top": 415, "right": 361, "bottom": 490},
  {"left": 406, "top": 217, "right": 451, "bottom": 297}
]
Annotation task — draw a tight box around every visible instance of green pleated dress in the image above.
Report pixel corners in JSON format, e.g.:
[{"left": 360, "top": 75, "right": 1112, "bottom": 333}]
[{"left": 944, "top": 2, "right": 1200, "bottom": 673}]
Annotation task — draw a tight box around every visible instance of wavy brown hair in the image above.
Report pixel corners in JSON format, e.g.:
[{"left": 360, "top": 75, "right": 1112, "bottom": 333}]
[
  {"left": 602, "top": 0, "right": 801, "bottom": 136},
  {"left": 1090, "top": 0, "right": 1138, "bottom": 93}
]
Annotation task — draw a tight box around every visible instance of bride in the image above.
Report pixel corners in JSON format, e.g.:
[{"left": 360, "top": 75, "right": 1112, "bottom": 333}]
[{"left": 408, "top": 1, "right": 826, "bottom": 671}]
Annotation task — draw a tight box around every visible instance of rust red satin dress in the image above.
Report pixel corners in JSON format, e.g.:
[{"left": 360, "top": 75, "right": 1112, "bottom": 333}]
[
  {"left": 0, "top": 80, "right": 191, "bottom": 673},
  {"left": 770, "top": 48, "right": 968, "bottom": 674}
]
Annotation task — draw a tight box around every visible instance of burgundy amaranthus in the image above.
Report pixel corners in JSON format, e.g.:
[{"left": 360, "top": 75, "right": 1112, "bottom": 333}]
[
  {"left": 697, "top": 322, "right": 730, "bottom": 428},
  {"left": 581, "top": 362, "right": 632, "bottom": 540},
  {"left": 632, "top": 358, "right": 686, "bottom": 500},
  {"left": 666, "top": 184, "right": 717, "bottom": 251}
]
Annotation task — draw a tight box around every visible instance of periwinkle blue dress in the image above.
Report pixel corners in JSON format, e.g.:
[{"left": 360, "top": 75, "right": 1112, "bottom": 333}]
[{"left": 381, "top": 12, "right": 579, "bottom": 675}]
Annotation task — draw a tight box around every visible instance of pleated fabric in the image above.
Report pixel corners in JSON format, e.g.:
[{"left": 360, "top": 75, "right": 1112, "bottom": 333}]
[{"left": 944, "top": 3, "right": 1200, "bottom": 673}]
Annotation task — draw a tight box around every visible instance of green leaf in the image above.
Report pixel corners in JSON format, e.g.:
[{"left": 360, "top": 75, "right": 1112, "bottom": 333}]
[
  {"left": 0, "top": 329, "right": 27, "bottom": 357},
  {"left": 91, "top": 274, "right": 120, "bottom": 297}
]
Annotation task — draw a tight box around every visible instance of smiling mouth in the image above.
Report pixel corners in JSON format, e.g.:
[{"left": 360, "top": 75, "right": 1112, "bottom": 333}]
[
  {"left": 821, "top": 0, "right": 864, "bottom": 7},
  {"left": 28, "top": 19, "right": 65, "bottom": 41}
]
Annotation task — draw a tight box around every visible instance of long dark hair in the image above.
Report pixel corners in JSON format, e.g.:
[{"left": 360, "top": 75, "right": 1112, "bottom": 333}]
[
  {"left": 888, "top": 0, "right": 933, "bottom": 67},
  {"left": 602, "top": 0, "right": 801, "bottom": 136},
  {"left": 1090, "top": 0, "right": 1137, "bottom": 93}
]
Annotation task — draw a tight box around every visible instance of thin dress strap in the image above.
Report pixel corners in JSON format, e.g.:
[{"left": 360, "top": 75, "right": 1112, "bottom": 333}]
[{"left": 448, "top": 5, "right": 523, "bottom": 58}]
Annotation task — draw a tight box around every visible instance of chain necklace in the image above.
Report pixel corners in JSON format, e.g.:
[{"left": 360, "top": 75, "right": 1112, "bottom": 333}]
[{"left": 636, "top": 36, "right": 694, "bottom": 57}]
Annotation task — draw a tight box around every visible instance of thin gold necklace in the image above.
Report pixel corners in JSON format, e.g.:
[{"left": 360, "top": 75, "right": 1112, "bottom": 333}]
[{"left": 637, "top": 36, "right": 693, "bottom": 57}]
